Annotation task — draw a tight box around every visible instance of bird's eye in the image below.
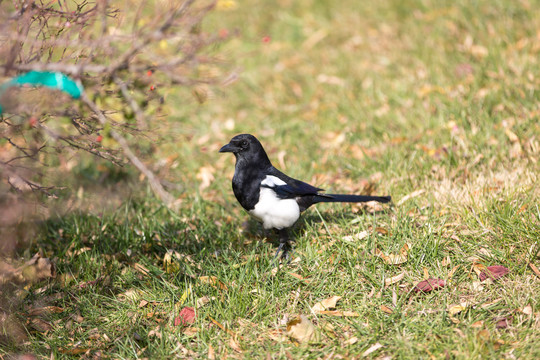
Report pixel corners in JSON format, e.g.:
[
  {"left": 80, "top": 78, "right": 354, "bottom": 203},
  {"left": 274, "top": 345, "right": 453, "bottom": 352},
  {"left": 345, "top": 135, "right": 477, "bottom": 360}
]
[{"left": 241, "top": 140, "right": 248, "bottom": 147}]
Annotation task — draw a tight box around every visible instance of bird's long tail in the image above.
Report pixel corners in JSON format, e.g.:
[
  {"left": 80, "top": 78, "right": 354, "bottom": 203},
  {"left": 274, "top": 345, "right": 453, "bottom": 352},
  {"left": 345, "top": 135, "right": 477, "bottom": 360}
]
[{"left": 313, "top": 194, "right": 391, "bottom": 204}]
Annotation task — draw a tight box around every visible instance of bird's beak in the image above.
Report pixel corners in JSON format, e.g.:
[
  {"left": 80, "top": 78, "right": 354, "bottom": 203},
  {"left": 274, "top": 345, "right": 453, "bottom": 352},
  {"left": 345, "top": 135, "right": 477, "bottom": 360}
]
[{"left": 219, "top": 142, "right": 235, "bottom": 153}]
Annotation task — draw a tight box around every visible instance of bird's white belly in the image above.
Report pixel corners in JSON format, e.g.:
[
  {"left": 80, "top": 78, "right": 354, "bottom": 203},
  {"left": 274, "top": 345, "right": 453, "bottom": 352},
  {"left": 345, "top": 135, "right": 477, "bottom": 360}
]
[{"left": 249, "top": 187, "right": 300, "bottom": 229}]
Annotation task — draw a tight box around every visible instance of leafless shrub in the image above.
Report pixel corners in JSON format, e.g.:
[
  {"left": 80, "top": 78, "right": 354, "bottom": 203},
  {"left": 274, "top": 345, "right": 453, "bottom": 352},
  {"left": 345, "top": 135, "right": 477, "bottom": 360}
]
[{"left": 0, "top": 0, "right": 230, "bottom": 206}]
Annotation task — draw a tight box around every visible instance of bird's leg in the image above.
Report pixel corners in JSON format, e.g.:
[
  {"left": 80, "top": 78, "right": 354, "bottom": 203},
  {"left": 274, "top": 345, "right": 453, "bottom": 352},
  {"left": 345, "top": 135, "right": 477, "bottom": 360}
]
[{"left": 273, "top": 228, "right": 292, "bottom": 262}]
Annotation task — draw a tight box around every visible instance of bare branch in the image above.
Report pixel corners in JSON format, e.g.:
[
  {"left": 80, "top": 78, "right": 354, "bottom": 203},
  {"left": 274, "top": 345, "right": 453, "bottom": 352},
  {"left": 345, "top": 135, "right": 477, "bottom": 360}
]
[
  {"left": 80, "top": 92, "right": 174, "bottom": 205},
  {"left": 0, "top": 0, "right": 229, "bottom": 204},
  {"left": 114, "top": 77, "right": 147, "bottom": 129}
]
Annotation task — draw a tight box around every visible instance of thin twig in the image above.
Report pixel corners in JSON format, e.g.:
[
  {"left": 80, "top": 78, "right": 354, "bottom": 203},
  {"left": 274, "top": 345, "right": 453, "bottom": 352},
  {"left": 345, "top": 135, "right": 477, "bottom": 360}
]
[
  {"left": 114, "top": 77, "right": 147, "bottom": 129},
  {"left": 80, "top": 92, "right": 174, "bottom": 205}
]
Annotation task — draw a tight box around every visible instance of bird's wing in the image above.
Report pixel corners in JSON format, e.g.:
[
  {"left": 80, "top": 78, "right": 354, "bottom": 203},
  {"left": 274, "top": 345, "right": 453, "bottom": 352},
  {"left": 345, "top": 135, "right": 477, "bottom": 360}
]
[{"left": 265, "top": 167, "right": 323, "bottom": 199}]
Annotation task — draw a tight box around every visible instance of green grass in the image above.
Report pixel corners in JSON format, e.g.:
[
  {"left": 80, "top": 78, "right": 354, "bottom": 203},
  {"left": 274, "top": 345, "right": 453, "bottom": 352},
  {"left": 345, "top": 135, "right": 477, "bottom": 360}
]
[{"left": 3, "top": 0, "right": 540, "bottom": 358}]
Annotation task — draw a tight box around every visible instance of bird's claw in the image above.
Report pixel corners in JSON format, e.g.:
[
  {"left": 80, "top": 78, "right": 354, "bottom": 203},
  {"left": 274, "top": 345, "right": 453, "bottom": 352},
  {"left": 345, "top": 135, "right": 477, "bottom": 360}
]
[{"left": 273, "top": 241, "right": 292, "bottom": 264}]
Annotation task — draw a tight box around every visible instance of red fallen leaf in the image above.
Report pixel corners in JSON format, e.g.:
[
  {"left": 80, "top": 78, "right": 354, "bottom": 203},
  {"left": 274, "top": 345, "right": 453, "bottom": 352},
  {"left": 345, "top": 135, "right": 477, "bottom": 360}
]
[
  {"left": 414, "top": 278, "right": 445, "bottom": 293},
  {"left": 479, "top": 266, "right": 509, "bottom": 281},
  {"left": 174, "top": 307, "right": 195, "bottom": 326},
  {"left": 495, "top": 315, "right": 513, "bottom": 329}
]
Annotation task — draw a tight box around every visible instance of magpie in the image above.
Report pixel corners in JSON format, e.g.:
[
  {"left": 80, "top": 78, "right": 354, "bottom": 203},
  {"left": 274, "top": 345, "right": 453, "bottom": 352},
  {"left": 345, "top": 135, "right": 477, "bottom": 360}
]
[{"left": 219, "top": 134, "right": 391, "bottom": 260}]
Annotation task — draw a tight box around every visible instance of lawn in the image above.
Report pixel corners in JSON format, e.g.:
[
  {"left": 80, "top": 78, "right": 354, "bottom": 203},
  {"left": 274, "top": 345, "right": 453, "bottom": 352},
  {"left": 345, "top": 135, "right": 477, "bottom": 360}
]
[{"left": 2, "top": 0, "right": 539, "bottom": 358}]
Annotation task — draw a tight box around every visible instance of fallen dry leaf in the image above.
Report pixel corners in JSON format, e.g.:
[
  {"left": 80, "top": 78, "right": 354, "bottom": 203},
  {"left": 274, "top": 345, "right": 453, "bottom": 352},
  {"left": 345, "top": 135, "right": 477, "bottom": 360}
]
[
  {"left": 362, "top": 342, "right": 383, "bottom": 357},
  {"left": 148, "top": 325, "right": 162, "bottom": 339},
  {"left": 385, "top": 272, "right": 405, "bottom": 286},
  {"left": 472, "top": 262, "right": 486, "bottom": 276},
  {"left": 120, "top": 289, "right": 139, "bottom": 301},
  {"left": 345, "top": 336, "right": 359, "bottom": 345},
  {"left": 174, "top": 307, "right": 195, "bottom": 326},
  {"left": 397, "top": 189, "right": 426, "bottom": 206},
  {"left": 266, "top": 329, "right": 287, "bottom": 342},
  {"left": 1, "top": 254, "right": 57, "bottom": 285},
  {"left": 27, "top": 306, "right": 64, "bottom": 316},
  {"left": 133, "top": 263, "right": 150, "bottom": 276},
  {"left": 470, "top": 281, "right": 485, "bottom": 292},
  {"left": 288, "top": 272, "right": 310, "bottom": 283},
  {"left": 163, "top": 251, "right": 181, "bottom": 274},
  {"left": 495, "top": 315, "right": 513, "bottom": 329},
  {"left": 342, "top": 230, "right": 370, "bottom": 242},
  {"left": 477, "top": 329, "right": 490, "bottom": 342},
  {"left": 478, "top": 247, "right": 495, "bottom": 259},
  {"left": 184, "top": 327, "right": 199, "bottom": 336},
  {"left": 196, "top": 165, "right": 215, "bottom": 191},
  {"left": 208, "top": 344, "right": 215, "bottom": 360},
  {"left": 199, "top": 276, "right": 228, "bottom": 290},
  {"left": 193, "top": 86, "right": 209, "bottom": 104},
  {"left": 24, "top": 254, "right": 55, "bottom": 282},
  {"left": 448, "top": 304, "right": 467, "bottom": 316},
  {"left": 312, "top": 296, "right": 342, "bottom": 314},
  {"left": 505, "top": 128, "right": 519, "bottom": 143},
  {"left": 88, "top": 328, "right": 100, "bottom": 340},
  {"left": 447, "top": 265, "right": 460, "bottom": 279},
  {"left": 480, "top": 298, "right": 503, "bottom": 309},
  {"left": 528, "top": 262, "right": 540, "bottom": 279},
  {"left": 196, "top": 296, "right": 214, "bottom": 308},
  {"left": 493, "top": 339, "right": 507, "bottom": 350},
  {"left": 317, "top": 239, "right": 337, "bottom": 253},
  {"left": 479, "top": 265, "right": 509, "bottom": 281},
  {"left": 357, "top": 200, "right": 386, "bottom": 214},
  {"left": 229, "top": 337, "right": 243, "bottom": 353},
  {"left": 315, "top": 310, "right": 359, "bottom": 317},
  {"left": 520, "top": 305, "right": 533, "bottom": 316},
  {"left": 209, "top": 316, "right": 237, "bottom": 337},
  {"left": 423, "top": 267, "right": 429, "bottom": 280},
  {"left": 29, "top": 317, "right": 52, "bottom": 332},
  {"left": 375, "top": 243, "right": 410, "bottom": 265},
  {"left": 286, "top": 315, "right": 320, "bottom": 343},
  {"left": 70, "top": 247, "right": 92, "bottom": 257},
  {"left": 78, "top": 276, "right": 104, "bottom": 288},
  {"left": 380, "top": 305, "right": 393, "bottom": 314},
  {"left": 59, "top": 347, "right": 89, "bottom": 355},
  {"left": 414, "top": 278, "right": 445, "bottom": 293}
]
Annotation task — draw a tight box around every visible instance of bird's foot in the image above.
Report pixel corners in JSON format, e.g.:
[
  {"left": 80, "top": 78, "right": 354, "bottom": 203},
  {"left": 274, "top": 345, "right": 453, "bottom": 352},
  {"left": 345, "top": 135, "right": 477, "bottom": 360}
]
[{"left": 273, "top": 241, "right": 292, "bottom": 264}]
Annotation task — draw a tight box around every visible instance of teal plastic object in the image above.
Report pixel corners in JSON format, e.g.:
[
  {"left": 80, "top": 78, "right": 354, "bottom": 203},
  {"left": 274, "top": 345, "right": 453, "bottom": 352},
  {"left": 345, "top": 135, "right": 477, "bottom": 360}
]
[{"left": 0, "top": 71, "right": 84, "bottom": 114}]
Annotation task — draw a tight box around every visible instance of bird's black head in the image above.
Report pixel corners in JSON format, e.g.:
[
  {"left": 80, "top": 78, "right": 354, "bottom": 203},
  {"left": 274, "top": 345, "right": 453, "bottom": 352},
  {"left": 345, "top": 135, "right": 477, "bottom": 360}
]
[{"left": 219, "top": 134, "right": 271, "bottom": 166}]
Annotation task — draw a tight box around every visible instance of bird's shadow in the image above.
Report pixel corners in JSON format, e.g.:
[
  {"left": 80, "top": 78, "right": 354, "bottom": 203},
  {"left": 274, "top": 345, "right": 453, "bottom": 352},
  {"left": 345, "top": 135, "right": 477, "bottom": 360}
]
[
  {"left": 243, "top": 205, "right": 392, "bottom": 250},
  {"left": 26, "top": 201, "right": 392, "bottom": 292}
]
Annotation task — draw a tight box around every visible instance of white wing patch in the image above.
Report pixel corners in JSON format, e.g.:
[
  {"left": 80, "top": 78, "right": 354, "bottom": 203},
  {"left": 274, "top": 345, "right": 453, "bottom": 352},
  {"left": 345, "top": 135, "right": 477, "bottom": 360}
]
[
  {"left": 260, "top": 175, "right": 286, "bottom": 187},
  {"left": 249, "top": 175, "right": 300, "bottom": 229}
]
